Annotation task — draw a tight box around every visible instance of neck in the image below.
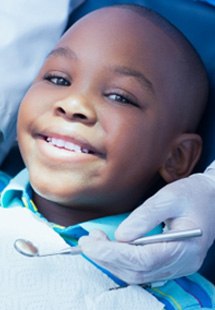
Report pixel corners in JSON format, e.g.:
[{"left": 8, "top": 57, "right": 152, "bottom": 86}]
[
  {"left": 32, "top": 178, "right": 164, "bottom": 227},
  {"left": 33, "top": 192, "right": 119, "bottom": 227}
]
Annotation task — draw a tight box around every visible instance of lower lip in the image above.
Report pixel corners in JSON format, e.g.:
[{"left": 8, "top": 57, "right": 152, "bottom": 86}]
[{"left": 36, "top": 138, "right": 98, "bottom": 164}]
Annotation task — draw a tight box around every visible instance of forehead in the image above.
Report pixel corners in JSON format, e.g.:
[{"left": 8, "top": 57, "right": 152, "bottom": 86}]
[
  {"left": 52, "top": 7, "right": 182, "bottom": 105},
  {"left": 58, "top": 7, "right": 179, "bottom": 65}
]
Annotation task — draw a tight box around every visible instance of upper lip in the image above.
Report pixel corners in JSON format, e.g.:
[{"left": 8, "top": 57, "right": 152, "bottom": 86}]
[{"left": 37, "top": 131, "right": 105, "bottom": 157}]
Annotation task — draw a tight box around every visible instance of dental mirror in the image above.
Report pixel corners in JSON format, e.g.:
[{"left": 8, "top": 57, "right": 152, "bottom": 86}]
[{"left": 14, "top": 238, "right": 82, "bottom": 257}]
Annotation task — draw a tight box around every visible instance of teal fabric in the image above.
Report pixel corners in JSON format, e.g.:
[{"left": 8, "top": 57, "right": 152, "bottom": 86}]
[
  {"left": 1, "top": 0, "right": 214, "bottom": 296},
  {"left": 0, "top": 169, "right": 162, "bottom": 239},
  {"left": 1, "top": 169, "right": 215, "bottom": 309},
  {"left": 0, "top": 171, "right": 11, "bottom": 192}
]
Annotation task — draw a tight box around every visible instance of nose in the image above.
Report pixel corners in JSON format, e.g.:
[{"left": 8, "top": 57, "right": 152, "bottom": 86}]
[{"left": 54, "top": 95, "right": 97, "bottom": 125}]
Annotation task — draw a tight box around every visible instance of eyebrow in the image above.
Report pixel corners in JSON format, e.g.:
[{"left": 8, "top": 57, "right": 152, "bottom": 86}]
[
  {"left": 47, "top": 47, "right": 77, "bottom": 60},
  {"left": 110, "top": 65, "right": 154, "bottom": 94},
  {"left": 47, "top": 47, "right": 154, "bottom": 93}
]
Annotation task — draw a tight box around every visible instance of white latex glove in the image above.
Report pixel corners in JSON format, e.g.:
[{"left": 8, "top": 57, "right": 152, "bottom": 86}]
[{"left": 79, "top": 162, "right": 215, "bottom": 284}]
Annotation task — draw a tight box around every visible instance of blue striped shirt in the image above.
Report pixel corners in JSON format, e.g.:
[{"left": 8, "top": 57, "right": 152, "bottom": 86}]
[{"left": 1, "top": 169, "right": 215, "bottom": 309}]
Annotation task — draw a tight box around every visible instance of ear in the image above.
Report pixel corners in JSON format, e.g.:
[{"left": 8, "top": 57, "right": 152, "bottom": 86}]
[{"left": 159, "top": 134, "right": 202, "bottom": 183}]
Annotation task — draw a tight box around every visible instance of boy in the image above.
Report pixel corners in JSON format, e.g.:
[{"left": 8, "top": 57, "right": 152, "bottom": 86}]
[{"left": 0, "top": 4, "right": 214, "bottom": 309}]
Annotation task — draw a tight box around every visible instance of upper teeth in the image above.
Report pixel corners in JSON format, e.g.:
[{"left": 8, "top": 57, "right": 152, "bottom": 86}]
[{"left": 46, "top": 137, "right": 90, "bottom": 153}]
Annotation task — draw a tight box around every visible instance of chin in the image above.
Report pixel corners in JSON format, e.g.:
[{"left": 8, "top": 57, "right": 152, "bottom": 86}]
[{"left": 30, "top": 177, "right": 65, "bottom": 200}]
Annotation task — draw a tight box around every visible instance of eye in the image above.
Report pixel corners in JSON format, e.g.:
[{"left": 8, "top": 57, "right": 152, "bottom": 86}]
[
  {"left": 44, "top": 73, "right": 71, "bottom": 86},
  {"left": 106, "top": 93, "right": 139, "bottom": 107}
]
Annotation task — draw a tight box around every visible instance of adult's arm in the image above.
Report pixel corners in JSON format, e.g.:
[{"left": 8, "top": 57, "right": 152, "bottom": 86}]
[
  {"left": 0, "top": 0, "right": 84, "bottom": 164},
  {"left": 79, "top": 161, "right": 215, "bottom": 284}
]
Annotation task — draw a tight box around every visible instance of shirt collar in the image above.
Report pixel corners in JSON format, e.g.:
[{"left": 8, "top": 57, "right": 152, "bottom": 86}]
[
  {"left": 1, "top": 169, "right": 29, "bottom": 207},
  {"left": 0, "top": 169, "right": 129, "bottom": 240}
]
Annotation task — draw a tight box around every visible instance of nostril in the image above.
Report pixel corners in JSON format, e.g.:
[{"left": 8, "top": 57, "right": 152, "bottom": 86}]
[
  {"left": 56, "top": 107, "right": 66, "bottom": 114},
  {"left": 56, "top": 106, "right": 87, "bottom": 120},
  {"left": 73, "top": 113, "right": 87, "bottom": 120}
]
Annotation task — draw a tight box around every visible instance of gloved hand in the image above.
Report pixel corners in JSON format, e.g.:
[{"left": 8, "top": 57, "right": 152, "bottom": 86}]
[{"left": 79, "top": 162, "right": 215, "bottom": 284}]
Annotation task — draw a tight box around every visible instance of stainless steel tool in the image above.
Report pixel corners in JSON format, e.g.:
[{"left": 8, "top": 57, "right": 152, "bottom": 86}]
[{"left": 14, "top": 228, "right": 202, "bottom": 258}]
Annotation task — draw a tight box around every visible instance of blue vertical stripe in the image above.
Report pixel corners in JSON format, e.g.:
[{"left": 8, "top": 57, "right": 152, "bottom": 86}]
[
  {"left": 149, "top": 289, "right": 176, "bottom": 310},
  {"left": 175, "top": 277, "right": 212, "bottom": 307}
]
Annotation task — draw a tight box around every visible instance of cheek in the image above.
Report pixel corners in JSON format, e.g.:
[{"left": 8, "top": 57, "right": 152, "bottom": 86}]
[
  {"left": 18, "top": 87, "right": 50, "bottom": 132},
  {"left": 18, "top": 100, "right": 30, "bottom": 125},
  {"left": 105, "top": 121, "right": 144, "bottom": 172},
  {"left": 104, "top": 111, "right": 165, "bottom": 176},
  {"left": 17, "top": 89, "right": 46, "bottom": 161},
  {"left": 17, "top": 102, "right": 31, "bottom": 166},
  {"left": 20, "top": 84, "right": 52, "bottom": 112},
  {"left": 104, "top": 112, "right": 154, "bottom": 155},
  {"left": 17, "top": 100, "right": 30, "bottom": 144}
]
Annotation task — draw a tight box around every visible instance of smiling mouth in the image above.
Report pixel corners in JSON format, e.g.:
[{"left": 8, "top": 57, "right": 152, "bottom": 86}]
[{"left": 45, "top": 136, "right": 96, "bottom": 155}]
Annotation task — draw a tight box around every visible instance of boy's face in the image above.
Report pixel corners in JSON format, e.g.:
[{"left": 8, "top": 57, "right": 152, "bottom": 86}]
[{"left": 17, "top": 8, "right": 183, "bottom": 216}]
